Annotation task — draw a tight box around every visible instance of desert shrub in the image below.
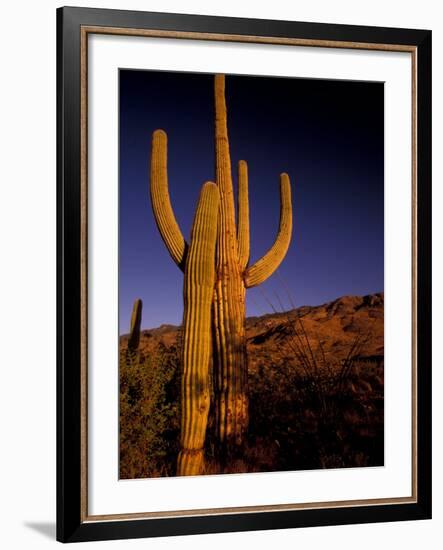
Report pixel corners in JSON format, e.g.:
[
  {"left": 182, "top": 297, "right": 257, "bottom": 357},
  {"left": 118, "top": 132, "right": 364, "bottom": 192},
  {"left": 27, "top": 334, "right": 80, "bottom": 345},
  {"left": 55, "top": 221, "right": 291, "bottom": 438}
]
[
  {"left": 247, "top": 317, "right": 384, "bottom": 472},
  {"left": 119, "top": 342, "right": 181, "bottom": 479}
]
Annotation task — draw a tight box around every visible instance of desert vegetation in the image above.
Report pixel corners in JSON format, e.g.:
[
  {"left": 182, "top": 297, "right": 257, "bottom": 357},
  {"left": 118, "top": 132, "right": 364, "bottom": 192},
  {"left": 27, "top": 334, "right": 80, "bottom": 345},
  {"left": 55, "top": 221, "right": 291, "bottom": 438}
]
[{"left": 120, "top": 293, "right": 384, "bottom": 478}]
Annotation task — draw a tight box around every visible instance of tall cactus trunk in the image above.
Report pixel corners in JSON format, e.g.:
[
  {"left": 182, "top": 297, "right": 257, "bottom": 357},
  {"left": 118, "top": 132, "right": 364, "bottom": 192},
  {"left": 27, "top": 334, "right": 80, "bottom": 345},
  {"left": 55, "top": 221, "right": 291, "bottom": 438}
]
[
  {"left": 213, "top": 283, "right": 248, "bottom": 453},
  {"left": 177, "top": 182, "right": 220, "bottom": 476},
  {"left": 213, "top": 75, "right": 248, "bottom": 453}
]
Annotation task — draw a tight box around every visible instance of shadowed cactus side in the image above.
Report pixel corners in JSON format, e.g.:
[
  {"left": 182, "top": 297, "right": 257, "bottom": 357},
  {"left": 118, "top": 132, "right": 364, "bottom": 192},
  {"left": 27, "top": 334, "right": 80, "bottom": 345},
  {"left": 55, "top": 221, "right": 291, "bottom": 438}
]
[{"left": 150, "top": 73, "right": 293, "bottom": 467}]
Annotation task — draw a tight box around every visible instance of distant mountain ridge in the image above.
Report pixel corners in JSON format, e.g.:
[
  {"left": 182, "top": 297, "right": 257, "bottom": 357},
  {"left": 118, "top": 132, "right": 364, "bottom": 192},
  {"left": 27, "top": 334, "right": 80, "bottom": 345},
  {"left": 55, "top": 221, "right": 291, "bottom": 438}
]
[{"left": 120, "top": 292, "right": 384, "bottom": 369}]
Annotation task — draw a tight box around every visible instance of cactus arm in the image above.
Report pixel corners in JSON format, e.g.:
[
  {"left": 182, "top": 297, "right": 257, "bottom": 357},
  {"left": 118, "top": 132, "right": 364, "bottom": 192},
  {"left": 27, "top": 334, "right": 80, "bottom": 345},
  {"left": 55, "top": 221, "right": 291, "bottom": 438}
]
[
  {"left": 244, "top": 173, "right": 292, "bottom": 288},
  {"left": 177, "top": 182, "right": 219, "bottom": 476},
  {"left": 237, "top": 160, "right": 250, "bottom": 271},
  {"left": 128, "top": 298, "right": 142, "bottom": 352},
  {"left": 150, "top": 129, "right": 188, "bottom": 271}
]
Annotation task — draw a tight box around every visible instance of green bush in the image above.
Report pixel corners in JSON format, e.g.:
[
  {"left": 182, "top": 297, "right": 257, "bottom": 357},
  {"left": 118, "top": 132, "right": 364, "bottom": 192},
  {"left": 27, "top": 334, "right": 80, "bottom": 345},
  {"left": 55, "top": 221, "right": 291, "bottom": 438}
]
[{"left": 119, "top": 342, "right": 181, "bottom": 478}]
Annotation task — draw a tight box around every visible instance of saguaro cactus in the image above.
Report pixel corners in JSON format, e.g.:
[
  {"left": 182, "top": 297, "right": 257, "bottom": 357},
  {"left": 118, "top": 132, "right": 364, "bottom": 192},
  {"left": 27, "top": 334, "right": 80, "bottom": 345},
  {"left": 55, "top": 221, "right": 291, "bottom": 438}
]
[
  {"left": 212, "top": 75, "right": 249, "bottom": 450},
  {"left": 177, "top": 182, "right": 219, "bottom": 475},
  {"left": 212, "top": 74, "right": 292, "bottom": 453},
  {"left": 128, "top": 298, "right": 142, "bottom": 353},
  {"left": 150, "top": 74, "right": 293, "bottom": 464}
]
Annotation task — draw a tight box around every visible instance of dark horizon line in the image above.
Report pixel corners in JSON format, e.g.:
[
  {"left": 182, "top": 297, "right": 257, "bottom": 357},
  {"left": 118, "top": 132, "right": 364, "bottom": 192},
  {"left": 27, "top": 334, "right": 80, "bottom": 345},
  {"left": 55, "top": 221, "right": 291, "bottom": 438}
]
[{"left": 120, "top": 289, "right": 384, "bottom": 336}]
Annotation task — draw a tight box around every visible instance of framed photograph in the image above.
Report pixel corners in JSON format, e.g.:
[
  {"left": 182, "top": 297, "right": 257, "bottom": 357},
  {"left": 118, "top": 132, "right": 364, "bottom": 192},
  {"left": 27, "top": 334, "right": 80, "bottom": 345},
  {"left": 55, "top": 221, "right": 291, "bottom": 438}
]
[{"left": 57, "top": 6, "right": 432, "bottom": 543}]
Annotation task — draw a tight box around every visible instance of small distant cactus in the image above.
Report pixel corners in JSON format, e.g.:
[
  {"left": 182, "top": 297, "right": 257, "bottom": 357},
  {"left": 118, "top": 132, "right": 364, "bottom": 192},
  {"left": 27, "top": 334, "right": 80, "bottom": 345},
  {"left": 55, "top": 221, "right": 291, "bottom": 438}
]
[
  {"left": 150, "top": 74, "right": 293, "bottom": 470},
  {"left": 128, "top": 298, "right": 142, "bottom": 353}
]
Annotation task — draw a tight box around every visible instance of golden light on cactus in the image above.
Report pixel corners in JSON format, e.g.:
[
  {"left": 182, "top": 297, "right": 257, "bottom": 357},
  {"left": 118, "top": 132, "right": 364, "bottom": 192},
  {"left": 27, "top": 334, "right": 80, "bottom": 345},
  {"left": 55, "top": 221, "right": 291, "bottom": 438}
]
[
  {"left": 150, "top": 129, "right": 188, "bottom": 271},
  {"left": 244, "top": 173, "right": 293, "bottom": 288},
  {"left": 177, "top": 182, "right": 219, "bottom": 476},
  {"left": 237, "top": 160, "right": 250, "bottom": 271},
  {"left": 212, "top": 74, "right": 248, "bottom": 449},
  {"left": 150, "top": 73, "right": 293, "bottom": 468}
]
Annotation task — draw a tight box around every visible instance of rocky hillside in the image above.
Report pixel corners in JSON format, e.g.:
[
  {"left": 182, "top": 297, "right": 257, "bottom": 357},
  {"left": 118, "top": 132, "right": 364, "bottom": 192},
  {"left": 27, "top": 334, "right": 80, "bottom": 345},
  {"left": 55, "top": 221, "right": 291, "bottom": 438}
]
[
  {"left": 120, "top": 292, "right": 384, "bottom": 370},
  {"left": 120, "top": 292, "right": 384, "bottom": 477}
]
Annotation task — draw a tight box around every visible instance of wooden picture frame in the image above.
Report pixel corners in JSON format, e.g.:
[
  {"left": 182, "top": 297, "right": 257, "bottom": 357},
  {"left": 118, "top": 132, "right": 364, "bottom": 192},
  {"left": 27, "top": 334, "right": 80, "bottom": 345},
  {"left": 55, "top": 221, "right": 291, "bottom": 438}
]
[{"left": 57, "top": 6, "right": 432, "bottom": 543}]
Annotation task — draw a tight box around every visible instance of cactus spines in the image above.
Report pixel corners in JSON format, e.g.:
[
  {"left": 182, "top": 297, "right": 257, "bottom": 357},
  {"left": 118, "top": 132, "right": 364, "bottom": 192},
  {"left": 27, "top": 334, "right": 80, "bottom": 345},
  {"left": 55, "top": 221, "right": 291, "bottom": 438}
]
[
  {"left": 244, "top": 173, "right": 293, "bottom": 288},
  {"left": 150, "top": 73, "right": 293, "bottom": 467},
  {"left": 128, "top": 298, "right": 142, "bottom": 352},
  {"left": 177, "top": 182, "right": 220, "bottom": 476},
  {"left": 150, "top": 129, "right": 188, "bottom": 271}
]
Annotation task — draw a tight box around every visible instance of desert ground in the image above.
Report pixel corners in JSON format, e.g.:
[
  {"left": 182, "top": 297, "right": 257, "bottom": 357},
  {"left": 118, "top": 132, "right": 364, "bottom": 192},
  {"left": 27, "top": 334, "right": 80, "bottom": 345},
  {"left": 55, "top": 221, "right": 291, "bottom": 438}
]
[{"left": 120, "top": 292, "right": 384, "bottom": 478}]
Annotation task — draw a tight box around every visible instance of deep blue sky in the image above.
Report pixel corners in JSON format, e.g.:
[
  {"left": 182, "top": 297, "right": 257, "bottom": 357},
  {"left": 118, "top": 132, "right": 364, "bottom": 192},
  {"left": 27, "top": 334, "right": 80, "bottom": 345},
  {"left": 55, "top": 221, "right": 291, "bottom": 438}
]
[{"left": 119, "top": 70, "right": 384, "bottom": 333}]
